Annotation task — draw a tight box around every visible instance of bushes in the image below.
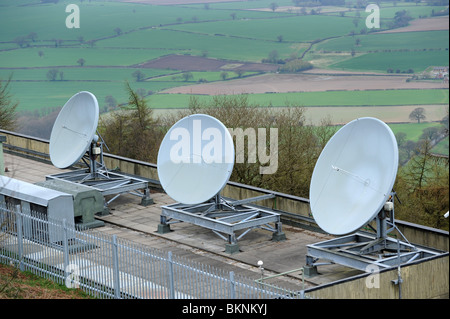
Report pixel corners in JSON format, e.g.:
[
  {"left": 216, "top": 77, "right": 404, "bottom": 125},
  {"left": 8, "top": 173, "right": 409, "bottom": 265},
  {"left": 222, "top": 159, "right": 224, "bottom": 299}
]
[
  {"left": 387, "top": 68, "right": 414, "bottom": 74},
  {"left": 278, "top": 59, "right": 313, "bottom": 73}
]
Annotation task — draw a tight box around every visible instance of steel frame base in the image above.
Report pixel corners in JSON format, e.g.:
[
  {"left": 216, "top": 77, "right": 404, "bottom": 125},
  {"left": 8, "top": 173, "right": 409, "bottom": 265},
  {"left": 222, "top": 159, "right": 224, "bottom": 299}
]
[
  {"left": 305, "top": 194, "right": 444, "bottom": 275},
  {"left": 306, "top": 232, "right": 442, "bottom": 273},
  {"left": 158, "top": 195, "right": 286, "bottom": 253},
  {"left": 46, "top": 139, "right": 153, "bottom": 209},
  {"left": 46, "top": 168, "right": 153, "bottom": 208}
]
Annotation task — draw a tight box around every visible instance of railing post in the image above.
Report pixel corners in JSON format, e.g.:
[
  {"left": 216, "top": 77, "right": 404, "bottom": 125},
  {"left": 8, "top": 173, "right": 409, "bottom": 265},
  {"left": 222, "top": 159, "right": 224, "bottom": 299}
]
[
  {"left": 62, "top": 219, "right": 69, "bottom": 280},
  {"left": 112, "top": 235, "right": 121, "bottom": 299},
  {"left": 14, "top": 205, "right": 24, "bottom": 271},
  {"left": 229, "top": 271, "right": 236, "bottom": 299},
  {"left": 168, "top": 251, "right": 175, "bottom": 299}
]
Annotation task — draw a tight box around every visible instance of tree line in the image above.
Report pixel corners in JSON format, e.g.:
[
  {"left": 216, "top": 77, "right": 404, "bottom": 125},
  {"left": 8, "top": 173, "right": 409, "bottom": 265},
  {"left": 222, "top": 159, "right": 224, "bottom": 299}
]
[
  {"left": 99, "top": 83, "right": 336, "bottom": 198},
  {"left": 97, "top": 84, "right": 448, "bottom": 230},
  {"left": 1, "top": 78, "right": 448, "bottom": 231}
]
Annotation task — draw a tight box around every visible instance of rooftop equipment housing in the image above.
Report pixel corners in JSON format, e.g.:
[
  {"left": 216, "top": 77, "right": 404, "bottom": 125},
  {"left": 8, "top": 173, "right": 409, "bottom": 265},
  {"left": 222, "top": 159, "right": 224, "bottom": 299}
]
[
  {"left": 35, "top": 179, "right": 105, "bottom": 229},
  {"left": 0, "top": 175, "right": 74, "bottom": 244}
]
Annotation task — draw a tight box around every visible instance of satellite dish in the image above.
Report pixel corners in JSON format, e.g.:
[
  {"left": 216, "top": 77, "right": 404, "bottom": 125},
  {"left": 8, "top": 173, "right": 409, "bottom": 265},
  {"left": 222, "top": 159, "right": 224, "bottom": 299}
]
[
  {"left": 49, "top": 91, "right": 99, "bottom": 169},
  {"left": 157, "top": 114, "right": 235, "bottom": 205},
  {"left": 309, "top": 117, "right": 398, "bottom": 236}
]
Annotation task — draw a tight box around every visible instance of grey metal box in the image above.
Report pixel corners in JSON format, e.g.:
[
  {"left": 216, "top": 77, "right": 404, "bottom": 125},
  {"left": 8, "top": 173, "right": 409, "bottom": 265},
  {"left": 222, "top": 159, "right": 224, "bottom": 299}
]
[
  {"left": 0, "top": 175, "right": 75, "bottom": 243},
  {"left": 35, "top": 179, "right": 105, "bottom": 228}
]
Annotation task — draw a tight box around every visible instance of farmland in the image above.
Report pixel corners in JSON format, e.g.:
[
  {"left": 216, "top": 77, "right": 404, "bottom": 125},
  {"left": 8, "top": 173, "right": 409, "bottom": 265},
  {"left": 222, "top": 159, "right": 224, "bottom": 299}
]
[{"left": 0, "top": 0, "right": 448, "bottom": 155}]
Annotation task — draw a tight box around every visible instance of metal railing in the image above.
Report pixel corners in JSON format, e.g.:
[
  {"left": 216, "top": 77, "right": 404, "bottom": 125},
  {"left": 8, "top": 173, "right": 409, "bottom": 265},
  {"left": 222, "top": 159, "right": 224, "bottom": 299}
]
[{"left": 0, "top": 203, "right": 303, "bottom": 299}]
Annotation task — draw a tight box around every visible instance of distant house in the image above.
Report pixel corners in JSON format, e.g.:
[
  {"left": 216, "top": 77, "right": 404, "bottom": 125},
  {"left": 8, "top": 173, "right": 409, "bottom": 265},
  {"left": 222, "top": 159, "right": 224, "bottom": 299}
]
[{"left": 431, "top": 66, "right": 449, "bottom": 79}]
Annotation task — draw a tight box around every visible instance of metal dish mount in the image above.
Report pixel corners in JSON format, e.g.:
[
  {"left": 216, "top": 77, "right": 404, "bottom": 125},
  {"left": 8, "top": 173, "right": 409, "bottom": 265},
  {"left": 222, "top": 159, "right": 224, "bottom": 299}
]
[
  {"left": 158, "top": 193, "right": 286, "bottom": 254},
  {"left": 305, "top": 192, "right": 444, "bottom": 275},
  {"left": 46, "top": 137, "right": 153, "bottom": 211}
]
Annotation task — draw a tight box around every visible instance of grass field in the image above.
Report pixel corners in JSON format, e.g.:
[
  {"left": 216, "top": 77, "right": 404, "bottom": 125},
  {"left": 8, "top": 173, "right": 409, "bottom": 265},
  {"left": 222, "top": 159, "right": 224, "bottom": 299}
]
[
  {"left": 0, "top": 0, "right": 448, "bottom": 146},
  {"left": 360, "top": 121, "right": 447, "bottom": 155},
  {"left": 164, "top": 15, "right": 358, "bottom": 42},
  {"left": 339, "top": 4, "right": 449, "bottom": 19},
  {"left": 0, "top": 47, "right": 179, "bottom": 68},
  {"left": 3, "top": 77, "right": 447, "bottom": 113},
  {"left": 327, "top": 50, "right": 449, "bottom": 73},
  {"left": 388, "top": 122, "right": 445, "bottom": 141},
  {"left": 431, "top": 136, "right": 449, "bottom": 155},
  {"left": 0, "top": 67, "right": 170, "bottom": 82},
  {"left": 316, "top": 30, "right": 449, "bottom": 52},
  {"left": 148, "top": 89, "right": 449, "bottom": 109},
  {"left": 4, "top": 80, "right": 164, "bottom": 112},
  {"left": 390, "top": 122, "right": 448, "bottom": 156},
  {"left": 96, "top": 28, "right": 302, "bottom": 62},
  {"left": 0, "top": 0, "right": 282, "bottom": 43}
]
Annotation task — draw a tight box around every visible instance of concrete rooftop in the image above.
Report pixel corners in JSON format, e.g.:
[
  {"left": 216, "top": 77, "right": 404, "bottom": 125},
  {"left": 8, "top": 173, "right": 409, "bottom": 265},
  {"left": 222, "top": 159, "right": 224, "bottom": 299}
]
[{"left": 3, "top": 152, "right": 364, "bottom": 291}]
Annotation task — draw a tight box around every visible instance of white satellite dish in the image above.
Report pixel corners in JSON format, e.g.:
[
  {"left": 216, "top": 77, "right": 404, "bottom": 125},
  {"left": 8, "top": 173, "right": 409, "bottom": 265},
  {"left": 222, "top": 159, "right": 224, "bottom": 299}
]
[
  {"left": 309, "top": 117, "right": 398, "bottom": 235},
  {"left": 49, "top": 91, "right": 99, "bottom": 169},
  {"left": 157, "top": 114, "right": 235, "bottom": 205}
]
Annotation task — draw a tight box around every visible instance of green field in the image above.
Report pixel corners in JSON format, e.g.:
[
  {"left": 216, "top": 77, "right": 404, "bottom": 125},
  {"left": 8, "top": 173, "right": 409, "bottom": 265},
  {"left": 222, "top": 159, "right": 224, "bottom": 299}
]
[
  {"left": 311, "top": 29, "right": 449, "bottom": 73},
  {"left": 165, "top": 15, "right": 357, "bottom": 43},
  {"left": 96, "top": 28, "right": 303, "bottom": 62},
  {"left": 0, "top": 67, "right": 170, "bottom": 82},
  {"left": 431, "top": 136, "right": 449, "bottom": 155},
  {"left": 390, "top": 122, "right": 448, "bottom": 156},
  {"left": 389, "top": 122, "right": 445, "bottom": 141},
  {"left": 1, "top": 69, "right": 261, "bottom": 112},
  {"left": 0, "top": 0, "right": 448, "bottom": 144},
  {"left": 148, "top": 89, "right": 449, "bottom": 109},
  {"left": 0, "top": 47, "right": 178, "bottom": 68},
  {"left": 0, "top": 0, "right": 282, "bottom": 43},
  {"left": 316, "top": 30, "right": 449, "bottom": 52},
  {"left": 328, "top": 50, "right": 449, "bottom": 73}
]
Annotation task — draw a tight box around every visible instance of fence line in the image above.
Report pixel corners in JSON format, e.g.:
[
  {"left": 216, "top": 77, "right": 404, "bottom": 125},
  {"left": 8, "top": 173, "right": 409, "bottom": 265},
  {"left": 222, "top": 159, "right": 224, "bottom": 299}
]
[{"left": 0, "top": 203, "right": 304, "bottom": 299}]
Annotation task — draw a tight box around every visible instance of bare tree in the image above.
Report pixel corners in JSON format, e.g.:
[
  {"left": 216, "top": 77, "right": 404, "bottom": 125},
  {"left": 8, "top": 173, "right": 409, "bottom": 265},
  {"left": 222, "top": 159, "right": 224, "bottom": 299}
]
[
  {"left": 0, "top": 75, "right": 18, "bottom": 131},
  {"left": 13, "top": 36, "right": 28, "bottom": 48},
  {"left": 46, "top": 69, "right": 59, "bottom": 81},
  {"left": 182, "top": 95, "right": 335, "bottom": 198},
  {"left": 77, "top": 58, "right": 85, "bottom": 67},
  {"left": 27, "top": 32, "right": 38, "bottom": 42},
  {"left": 132, "top": 70, "right": 146, "bottom": 82},
  {"left": 269, "top": 2, "right": 279, "bottom": 12},
  {"left": 181, "top": 72, "right": 193, "bottom": 82},
  {"left": 104, "top": 95, "right": 117, "bottom": 110},
  {"left": 396, "top": 139, "right": 449, "bottom": 229},
  {"left": 409, "top": 107, "right": 426, "bottom": 123},
  {"left": 220, "top": 71, "right": 228, "bottom": 80},
  {"left": 98, "top": 82, "right": 163, "bottom": 163}
]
